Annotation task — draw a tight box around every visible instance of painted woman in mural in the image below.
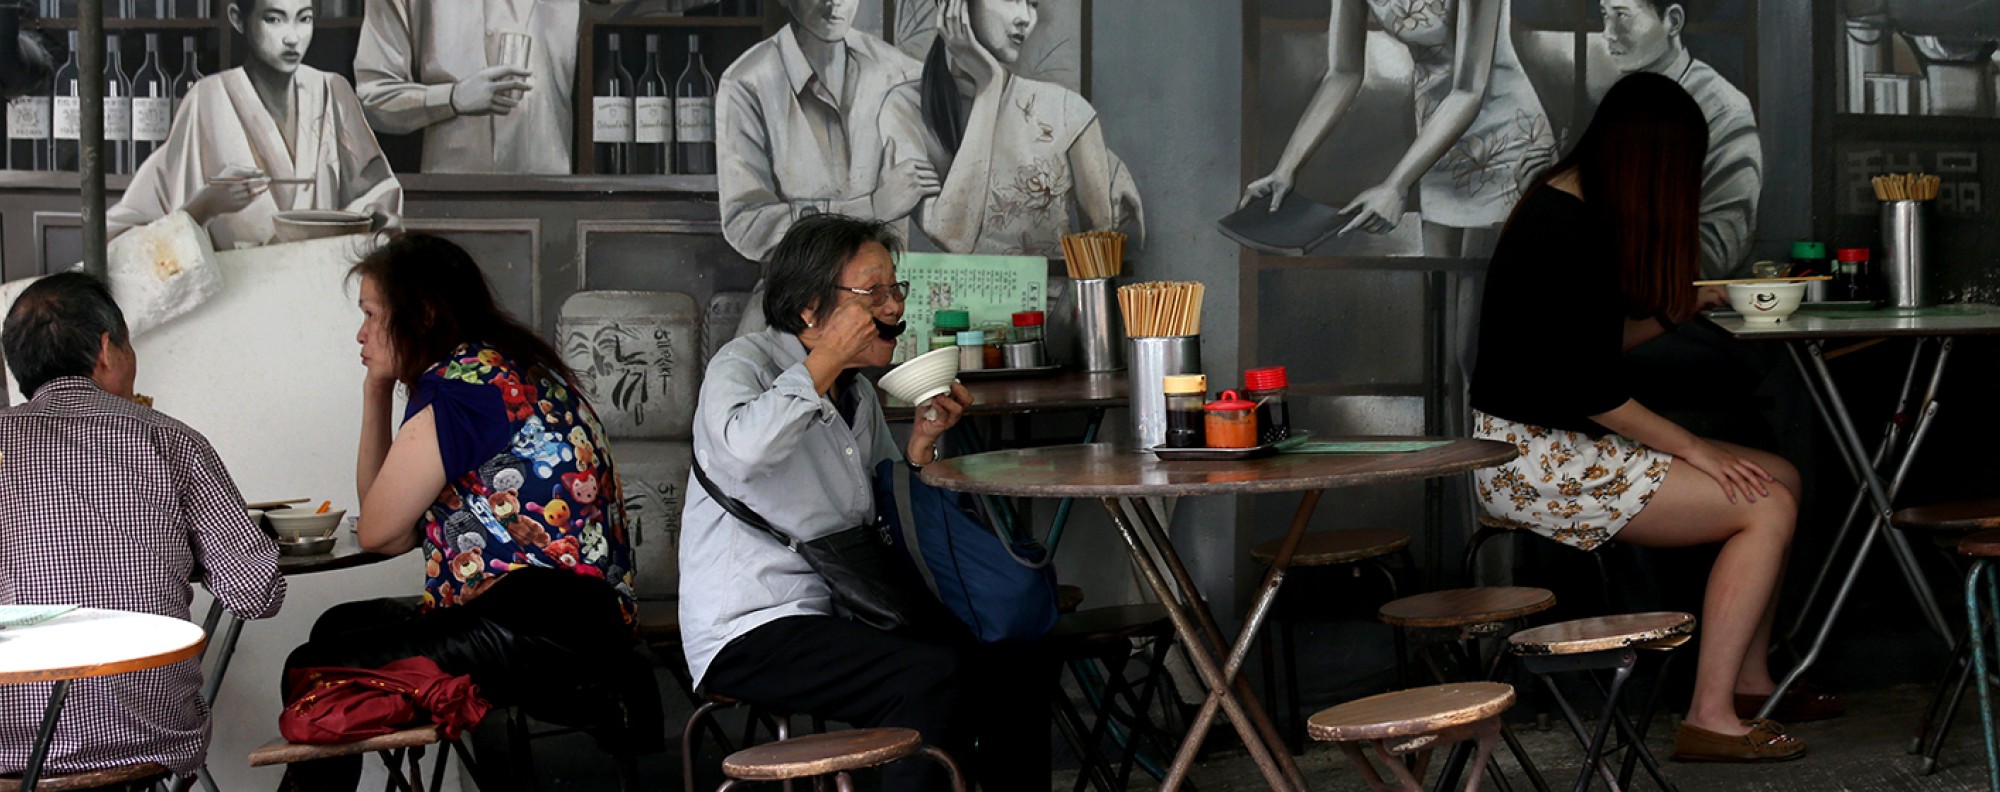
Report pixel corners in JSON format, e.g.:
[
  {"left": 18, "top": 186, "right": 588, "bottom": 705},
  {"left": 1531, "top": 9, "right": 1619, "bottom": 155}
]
[
  {"left": 1240, "top": 0, "right": 1555, "bottom": 257},
  {"left": 880, "top": 0, "right": 1142, "bottom": 257},
  {"left": 106, "top": 0, "right": 402, "bottom": 250}
]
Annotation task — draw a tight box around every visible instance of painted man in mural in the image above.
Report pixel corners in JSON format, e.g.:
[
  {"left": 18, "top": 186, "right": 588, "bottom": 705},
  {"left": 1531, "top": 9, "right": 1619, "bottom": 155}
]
[
  {"left": 879, "top": 0, "right": 1142, "bottom": 257},
  {"left": 354, "top": 0, "right": 577, "bottom": 174},
  {"left": 1241, "top": 0, "right": 1555, "bottom": 258},
  {"left": 718, "top": 0, "right": 937, "bottom": 263},
  {"left": 1601, "top": 0, "right": 1762, "bottom": 279},
  {"left": 716, "top": 0, "right": 931, "bottom": 333},
  {"left": 107, "top": 0, "right": 402, "bottom": 249}
]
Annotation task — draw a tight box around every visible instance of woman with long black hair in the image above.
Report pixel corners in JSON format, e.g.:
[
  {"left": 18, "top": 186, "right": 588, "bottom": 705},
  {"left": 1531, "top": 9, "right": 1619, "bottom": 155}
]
[{"left": 1469, "top": 72, "right": 1831, "bottom": 763}]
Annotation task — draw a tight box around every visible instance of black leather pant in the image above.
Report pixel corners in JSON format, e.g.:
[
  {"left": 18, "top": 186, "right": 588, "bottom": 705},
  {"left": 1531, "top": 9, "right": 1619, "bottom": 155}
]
[{"left": 277, "top": 568, "right": 660, "bottom": 791}]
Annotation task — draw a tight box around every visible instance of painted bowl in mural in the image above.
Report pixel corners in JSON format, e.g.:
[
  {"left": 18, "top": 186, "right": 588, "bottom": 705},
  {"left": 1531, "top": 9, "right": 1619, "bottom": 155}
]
[
  {"left": 265, "top": 507, "right": 345, "bottom": 540},
  {"left": 878, "top": 346, "right": 961, "bottom": 407},
  {"left": 1725, "top": 282, "right": 1807, "bottom": 324},
  {"left": 272, "top": 210, "right": 372, "bottom": 243}
]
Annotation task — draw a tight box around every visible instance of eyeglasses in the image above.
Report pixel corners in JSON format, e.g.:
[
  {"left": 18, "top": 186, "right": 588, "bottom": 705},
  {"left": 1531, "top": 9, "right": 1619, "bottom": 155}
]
[{"left": 837, "top": 281, "right": 911, "bottom": 307}]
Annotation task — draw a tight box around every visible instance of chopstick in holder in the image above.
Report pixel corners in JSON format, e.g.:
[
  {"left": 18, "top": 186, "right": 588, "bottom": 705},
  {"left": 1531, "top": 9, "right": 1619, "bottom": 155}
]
[
  {"left": 1692, "top": 276, "right": 1833, "bottom": 286},
  {"left": 1117, "top": 280, "right": 1205, "bottom": 337}
]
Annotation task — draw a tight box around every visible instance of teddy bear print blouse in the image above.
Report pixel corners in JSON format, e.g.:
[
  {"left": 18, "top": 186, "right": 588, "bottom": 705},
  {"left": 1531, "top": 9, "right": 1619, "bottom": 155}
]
[{"left": 401, "top": 343, "right": 636, "bottom": 622}]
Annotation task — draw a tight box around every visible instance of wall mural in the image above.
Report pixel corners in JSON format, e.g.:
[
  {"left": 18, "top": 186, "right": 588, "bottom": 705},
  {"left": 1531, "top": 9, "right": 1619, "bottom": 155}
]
[
  {"left": 107, "top": 0, "right": 403, "bottom": 251},
  {"left": 1227, "top": 0, "right": 1763, "bottom": 280}
]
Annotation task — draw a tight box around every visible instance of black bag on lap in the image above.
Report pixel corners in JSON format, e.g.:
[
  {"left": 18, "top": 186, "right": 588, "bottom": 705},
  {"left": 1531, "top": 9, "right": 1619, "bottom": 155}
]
[{"left": 692, "top": 459, "right": 947, "bottom": 633}]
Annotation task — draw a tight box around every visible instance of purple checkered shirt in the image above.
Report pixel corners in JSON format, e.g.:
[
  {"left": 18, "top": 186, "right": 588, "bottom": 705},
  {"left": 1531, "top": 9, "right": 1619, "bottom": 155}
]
[{"left": 0, "top": 377, "right": 286, "bottom": 775}]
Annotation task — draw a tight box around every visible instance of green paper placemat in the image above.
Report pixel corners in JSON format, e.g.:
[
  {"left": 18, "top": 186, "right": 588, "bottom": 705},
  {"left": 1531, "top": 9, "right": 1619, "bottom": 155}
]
[
  {"left": 0, "top": 604, "right": 78, "bottom": 630},
  {"left": 1283, "top": 439, "right": 1453, "bottom": 454}
]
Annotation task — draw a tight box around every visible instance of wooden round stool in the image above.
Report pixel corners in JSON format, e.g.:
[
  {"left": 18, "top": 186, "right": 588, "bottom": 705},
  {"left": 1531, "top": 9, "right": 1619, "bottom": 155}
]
[
  {"left": 684, "top": 692, "right": 810, "bottom": 792},
  {"left": 1509, "top": 612, "right": 1694, "bottom": 792},
  {"left": 0, "top": 763, "right": 169, "bottom": 792},
  {"left": 1881, "top": 500, "right": 2000, "bottom": 773},
  {"left": 1251, "top": 528, "right": 1410, "bottom": 754},
  {"left": 1046, "top": 604, "right": 1180, "bottom": 792},
  {"left": 1376, "top": 587, "right": 1555, "bottom": 789},
  {"left": 715, "top": 728, "right": 966, "bottom": 791},
  {"left": 1306, "top": 682, "right": 1515, "bottom": 792}
]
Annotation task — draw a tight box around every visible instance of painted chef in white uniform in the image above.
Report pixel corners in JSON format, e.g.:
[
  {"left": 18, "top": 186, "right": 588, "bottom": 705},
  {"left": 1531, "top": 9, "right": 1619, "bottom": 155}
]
[
  {"left": 108, "top": 0, "right": 403, "bottom": 249},
  {"left": 354, "top": 0, "right": 578, "bottom": 174}
]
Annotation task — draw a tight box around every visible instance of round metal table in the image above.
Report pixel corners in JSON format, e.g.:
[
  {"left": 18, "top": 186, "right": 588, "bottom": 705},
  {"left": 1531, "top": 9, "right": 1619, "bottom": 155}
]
[
  {"left": 1, "top": 608, "right": 207, "bottom": 791},
  {"left": 920, "top": 439, "right": 1517, "bottom": 792}
]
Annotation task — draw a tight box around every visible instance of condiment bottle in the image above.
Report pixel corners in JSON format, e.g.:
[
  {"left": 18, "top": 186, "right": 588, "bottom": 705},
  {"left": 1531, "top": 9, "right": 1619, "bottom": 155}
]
[
  {"left": 1791, "top": 242, "right": 1829, "bottom": 277},
  {"left": 1204, "top": 390, "right": 1258, "bottom": 449},
  {"left": 1243, "top": 365, "right": 1291, "bottom": 444},
  {"left": 979, "top": 321, "right": 1009, "bottom": 369},
  {"left": 934, "top": 308, "right": 970, "bottom": 340},
  {"left": 1012, "top": 311, "right": 1046, "bottom": 343},
  {"left": 956, "top": 330, "right": 986, "bottom": 371},
  {"left": 1835, "top": 247, "right": 1872, "bottom": 302},
  {"left": 1163, "top": 374, "right": 1207, "bottom": 449},
  {"left": 929, "top": 332, "right": 957, "bottom": 352}
]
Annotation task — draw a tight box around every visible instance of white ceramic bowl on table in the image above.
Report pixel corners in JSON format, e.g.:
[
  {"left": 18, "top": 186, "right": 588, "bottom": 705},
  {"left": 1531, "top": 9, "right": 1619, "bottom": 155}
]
[
  {"left": 877, "top": 346, "right": 962, "bottom": 407},
  {"left": 264, "top": 508, "right": 346, "bottom": 540},
  {"left": 276, "top": 534, "right": 337, "bottom": 556},
  {"left": 1725, "top": 282, "right": 1807, "bottom": 324}
]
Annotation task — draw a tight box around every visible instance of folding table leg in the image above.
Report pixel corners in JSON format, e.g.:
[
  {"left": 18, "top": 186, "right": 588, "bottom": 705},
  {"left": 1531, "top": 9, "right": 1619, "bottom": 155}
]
[
  {"left": 200, "top": 614, "right": 244, "bottom": 705},
  {"left": 1099, "top": 498, "right": 1295, "bottom": 792},
  {"left": 1128, "top": 494, "right": 1313, "bottom": 791},
  {"left": 20, "top": 678, "right": 71, "bottom": 792}
]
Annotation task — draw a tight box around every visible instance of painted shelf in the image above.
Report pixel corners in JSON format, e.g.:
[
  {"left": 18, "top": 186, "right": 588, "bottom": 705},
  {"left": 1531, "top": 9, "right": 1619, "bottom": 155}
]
[{"left": 0, "top": 170, "right": 719, "bottom": 195}]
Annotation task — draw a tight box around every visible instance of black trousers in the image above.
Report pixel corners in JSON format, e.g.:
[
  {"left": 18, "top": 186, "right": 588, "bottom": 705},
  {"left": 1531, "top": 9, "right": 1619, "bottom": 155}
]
[
  {"left": 702, "top": 615, "right": 1055, "bottom": 792},
  {"left": 278, "top": 568, "right": 659, "bottom": 791}
]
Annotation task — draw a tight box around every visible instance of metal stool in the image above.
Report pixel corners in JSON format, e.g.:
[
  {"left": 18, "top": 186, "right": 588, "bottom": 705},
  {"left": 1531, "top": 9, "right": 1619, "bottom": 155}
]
[
  {"left": 1379, "top": 587, "right": 1556, "bottom": 792},
  {"left": 1957, "top": 527, "right": 2000, "bottom": 791},
  {"left": 1048, "top": 604, "right": 1182, "bottom": 792},
  {"left": 1251, "top": 528, "right": 1409, "bottom": 754},
  {"left": 1307, "top": 682, "right": 1516, "bottom": 792},
  {"left": 1892, "top": 499, "right": 2000, "bottom": 775},
  {"left": 1508, "top": 612, "right": 1693, "bottom": 792},
  {"left": 714, "top": 728, "right": 967, "bottom": 792},
  {"left": 683, "top": 693, "right": 816, "bottom": 792},
  {"left": 249, "top": 724, "right": 472, "bottom": 792},
  {"left": 0, "top": 764, "right": 171, "bottom": 792}
]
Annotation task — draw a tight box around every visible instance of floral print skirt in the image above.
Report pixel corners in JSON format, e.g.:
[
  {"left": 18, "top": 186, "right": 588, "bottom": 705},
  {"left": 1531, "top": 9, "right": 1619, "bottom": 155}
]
[{"left": 1470, "top": 410, "right": 1672, "bottom": 551}]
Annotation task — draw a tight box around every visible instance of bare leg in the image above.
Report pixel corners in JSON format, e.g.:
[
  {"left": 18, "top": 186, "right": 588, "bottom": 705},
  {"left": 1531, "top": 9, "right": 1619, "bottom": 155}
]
[{"left": 1616, "top": 441, "right": 1800, "bottom": 737}]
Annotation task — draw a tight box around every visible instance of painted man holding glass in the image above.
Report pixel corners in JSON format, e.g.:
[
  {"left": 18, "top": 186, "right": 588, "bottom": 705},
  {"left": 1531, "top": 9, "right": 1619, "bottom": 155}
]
[{"left": 355, "top": 0, "right": 578, "bottom": 174}]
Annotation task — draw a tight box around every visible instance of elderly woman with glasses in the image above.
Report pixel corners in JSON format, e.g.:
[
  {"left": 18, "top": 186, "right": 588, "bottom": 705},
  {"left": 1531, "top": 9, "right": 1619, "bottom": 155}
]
[{"left": 679, "top": 213, "right": 1051, "bottom": 791}]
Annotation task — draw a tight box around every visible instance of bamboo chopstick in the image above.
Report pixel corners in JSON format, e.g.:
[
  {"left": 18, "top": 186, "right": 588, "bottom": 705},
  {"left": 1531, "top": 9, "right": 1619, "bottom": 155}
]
[
  {"left": 1692, "top": 276, "right": 1833, "bottom": 286},
  {"left": 1061, "top": 231, "right": 1127, "bottom": 279},
  {"left": 1117, "top": 281, "right": 1204, "bottom": 337},
  {"left": 1872, "top": 172, "right": 1941, "bottom": 202}
]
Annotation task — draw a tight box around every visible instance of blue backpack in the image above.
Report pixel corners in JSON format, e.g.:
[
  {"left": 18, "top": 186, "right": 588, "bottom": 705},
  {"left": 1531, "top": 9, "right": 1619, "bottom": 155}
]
[{"left": 875, "top": 460, "right": 1059, "bottom": 643}]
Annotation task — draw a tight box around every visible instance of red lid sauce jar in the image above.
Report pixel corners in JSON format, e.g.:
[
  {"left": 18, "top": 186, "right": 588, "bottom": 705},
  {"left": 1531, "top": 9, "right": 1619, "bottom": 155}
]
[
  {"left": 1204, "top": 390, "right": 1259, "bottom": 449},
  {"left": 1243, "top": 366, "right": 1290, "bottom": 445}
]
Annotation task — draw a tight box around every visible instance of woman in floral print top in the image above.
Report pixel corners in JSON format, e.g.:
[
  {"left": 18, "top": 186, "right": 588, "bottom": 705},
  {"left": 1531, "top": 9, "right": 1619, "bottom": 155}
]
[
  {"left": 409, "top": 342, "right": 635, "bottom": 615},
  {"left": 278, "top": 233, "right": 653, "bottom": 791}
]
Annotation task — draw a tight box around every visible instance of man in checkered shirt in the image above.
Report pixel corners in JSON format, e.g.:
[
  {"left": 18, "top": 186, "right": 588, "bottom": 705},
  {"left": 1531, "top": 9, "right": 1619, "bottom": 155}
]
[{"left": 0, "top": 272, "right": 286, "bottom": 779}]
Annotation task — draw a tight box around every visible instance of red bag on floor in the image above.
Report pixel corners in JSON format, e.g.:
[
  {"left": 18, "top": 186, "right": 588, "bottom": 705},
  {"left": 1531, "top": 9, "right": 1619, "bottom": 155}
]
[{"left": 279, "top": 656, "right": 491, "bottom": 744}]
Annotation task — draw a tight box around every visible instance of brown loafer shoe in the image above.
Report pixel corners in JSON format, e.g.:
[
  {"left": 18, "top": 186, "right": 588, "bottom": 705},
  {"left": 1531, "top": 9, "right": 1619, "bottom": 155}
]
[
  {"left": 1672, "top": 718, "right": 1807, "bottom": 763},
  {"left": 1734, "top": 681, "right": 1846, "bottom": 722}
]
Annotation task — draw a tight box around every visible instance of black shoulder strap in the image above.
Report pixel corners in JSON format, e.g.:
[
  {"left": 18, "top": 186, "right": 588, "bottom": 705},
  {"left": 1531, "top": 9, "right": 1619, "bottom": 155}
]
[{"left": 691, "top": 457, "right": 800, "bottom": 550}]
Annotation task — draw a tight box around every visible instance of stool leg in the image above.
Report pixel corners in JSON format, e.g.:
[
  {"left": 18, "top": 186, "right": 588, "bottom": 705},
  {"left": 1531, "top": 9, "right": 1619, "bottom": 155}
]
[
  {"left": 1282, "top": 603, "right": 1304, "bottom": 756},
  {"left": 1533, "top": 669, "right": 1619, "bottom": 792},
  {"left": 1914, "top": 626, "right": 1973, "bottom": 754},
  {"left": 1116, "top": 635, "right": 1176, "bottom": 790},
  {"left": 1465, "top": 721, "right": 1503, "bottom": 792},
  {"left": 1374, "top": 740, "right": 1429, "bottom": 791},
  {"left": 1924, "top": 639, "right": 1979, "bottom": 774},
  {"left": 920, "top": 745, "right": 971, "bottom": 792},
  {"left": 683, "top": 701, "right": 727, "bottom": 792},
  {"left": 429, "top": 740, "right": 454, "bottom": 792},
  {"left": 1617, "top": 650, "right": 1681, "bottom": 790},
  {"left": 1338, "top": 741, "right": 1398, "bottom": 792},
  {"left": 1572, "top": 656, "right": 1637, "bottom": 792},
  {"left": 1970, "top": 560, "right": 2000, "bottom": 792},
  {"left": 1074, "top": 650, "right": 1132, "bottom": 792}
]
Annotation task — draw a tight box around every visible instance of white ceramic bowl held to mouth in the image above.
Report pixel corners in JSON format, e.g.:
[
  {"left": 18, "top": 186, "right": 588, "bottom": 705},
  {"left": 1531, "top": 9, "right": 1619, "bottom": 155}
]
[
  {"left": 1725, "top": 282, "right": 1807, "bottom": 323},
  {"left": 877, "top": 346, "right": 961, "bottom": 407}
]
